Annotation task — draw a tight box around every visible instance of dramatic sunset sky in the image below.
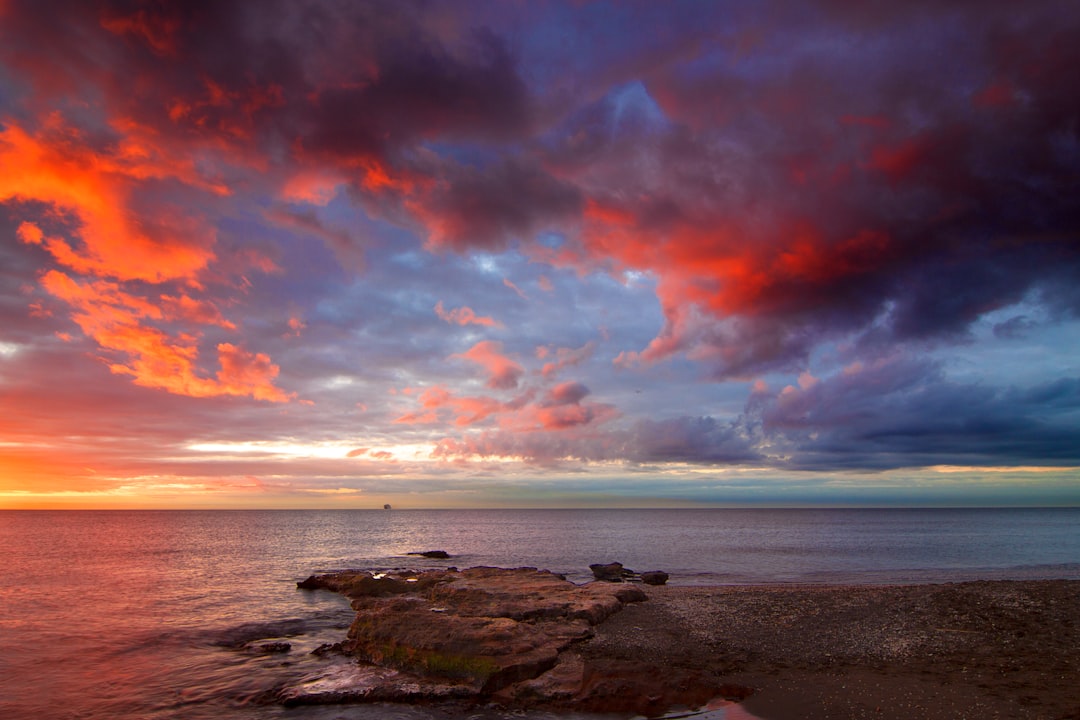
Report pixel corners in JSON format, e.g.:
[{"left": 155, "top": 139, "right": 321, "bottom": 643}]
[{"left": 2, "top": 0, "right": 1078, "bottom": 509}]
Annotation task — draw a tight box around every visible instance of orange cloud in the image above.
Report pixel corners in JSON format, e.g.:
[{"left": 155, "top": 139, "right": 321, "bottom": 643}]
[
  {"left": 215, "top": 343, "right": 292, "bottom": 402},
  {"left": 3, "top": 114, "right": 292, "bottom": 402},
  {"left": 452, "top": 340, "right": 524, "bottom": 390},
  {"left": 434, "top": 300, "right": 502, "bottom": 328},
  {"left": 1, "top": 120, "right": 216, "bottom": 284},
  {"left": 38, "top": 270, "right": 291, "bottom": 402},
  {"left": 281, "top": 169, "right": 346, "bottom": 205},
  {"left": 160, "top": 294, "right": 236, "bottom": 329},
  {"left": 394, "top": 385, "right": 507, "bottom": 427}
]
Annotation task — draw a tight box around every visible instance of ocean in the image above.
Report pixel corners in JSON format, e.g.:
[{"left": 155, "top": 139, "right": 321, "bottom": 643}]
[{"left": 1, "top": 508, "right": 1078, "bottom": 720}]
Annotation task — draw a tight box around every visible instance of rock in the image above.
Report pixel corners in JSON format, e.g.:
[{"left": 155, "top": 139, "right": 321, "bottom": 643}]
[
  {"left": 589, "top": 562, "right": 635, "bottom": 582},
  {"left": 254, "top": 641, "right": 292, "bottom": 653},
  {"left": 213, "top": 618, "right": 309, "bottom": 648},
  {"left": 641, "top": 571, "right": 669, "bottom": 586},
  {"left": 279, "top": 663, "right": 474, "bottom": 706},
  {"left": 297, "top": 570, "right": 442, "bottom": 597},
  {"left": 311, "top": 642, "right": 344, "bottom": 656},
  {"left": 407, "top": 550, "right": 451, "bottom": 559},
  {"left": 571, "top": 659, "right": 731, "bottom": 716},
  {"left": 286, "top": 566, "right": 649, "bottom": 704}
]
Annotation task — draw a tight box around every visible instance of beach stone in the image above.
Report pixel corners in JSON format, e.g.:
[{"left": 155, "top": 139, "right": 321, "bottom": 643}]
[
  {"left": 641, "top": 571, "right": 669, "bottom": 586},
  {"left": 589, "top": 562, "right": 634, "bottom": 582},
  {"left": 408, "top": 550, "right": 451, "bottom": 559}
]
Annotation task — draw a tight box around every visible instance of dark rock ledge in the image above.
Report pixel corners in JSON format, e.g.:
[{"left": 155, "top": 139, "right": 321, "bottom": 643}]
[{"left": 287, "top": 566, "right": 741, "bottom": 715}]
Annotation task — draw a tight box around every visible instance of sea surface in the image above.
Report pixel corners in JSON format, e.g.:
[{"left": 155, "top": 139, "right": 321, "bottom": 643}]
[{"left": 1, "top": 507, "right": 1078, "bottom": 720}]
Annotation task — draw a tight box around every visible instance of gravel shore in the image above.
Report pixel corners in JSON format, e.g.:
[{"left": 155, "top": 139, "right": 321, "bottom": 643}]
[{"left": 581, "top": 579, "right": 1080, "bottom": 719}]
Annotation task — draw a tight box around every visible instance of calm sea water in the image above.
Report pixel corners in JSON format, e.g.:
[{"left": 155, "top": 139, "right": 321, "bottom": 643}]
[{"left": 1, "top": 508, "right": 1078, "bottom": 720}]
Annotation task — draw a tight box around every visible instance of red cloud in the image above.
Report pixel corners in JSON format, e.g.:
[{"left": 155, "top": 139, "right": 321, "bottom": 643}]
[{"left": 100, "top": 6, "right": 182, "bottom": 57}]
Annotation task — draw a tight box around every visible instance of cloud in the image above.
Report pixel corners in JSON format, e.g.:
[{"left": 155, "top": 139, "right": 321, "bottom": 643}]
[
  {"left": 434, "top": 301, "right": 501, "bottom": 328},
  {"left": 37, "top": 270, "right": 291, "bottom": 401},
  {"left": 395, "top": 385, "right": 510, "bottom": 427},
  {"left": 411, "top": 158, "right": 582, "bottom": 253},
  {"left": 753, "top": 354, "right": 1080, "bottom": 470},
  {"left": 264, "top": 206, "right": 365, "bottom": 272},
  {"left": 2, "top": 121, "right": 217, "bottom": 284},
  {"left": 519, "top": 4, "right": 1080, "bottom": 377},
  {"left": 536, "top": 341, "right": 595, "bottom": 379},
  {"left": 503, "top": 278, "right": 528, "bottom": 300},
  {"left": 452, "top": 340, "right": 524, "bottom": 390},
  {"left": 992, "top": 315, "right": 1038, "bottom": 340}
]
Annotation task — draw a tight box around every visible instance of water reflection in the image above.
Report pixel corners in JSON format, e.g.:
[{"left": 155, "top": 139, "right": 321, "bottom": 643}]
[{"left": 2, "top": 508, "right": 1077, "bottom": 719}]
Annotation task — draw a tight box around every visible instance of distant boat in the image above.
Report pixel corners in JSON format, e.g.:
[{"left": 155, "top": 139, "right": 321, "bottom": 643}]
[{"left": 383, "top": 503, "right": 392, "bottom": 510}]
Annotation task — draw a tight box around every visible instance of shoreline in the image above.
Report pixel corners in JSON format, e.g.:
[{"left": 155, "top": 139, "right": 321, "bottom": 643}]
[{"left": 586, "top": 579, "right": 1080, "bottom": 720}]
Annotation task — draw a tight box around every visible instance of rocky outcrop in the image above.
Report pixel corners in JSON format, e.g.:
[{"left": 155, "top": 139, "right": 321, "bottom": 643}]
[
  {"left": 407, "top": 550, "right": 451, "bottom": 559},
  {"left": 290, "top": 566, "right": 659, "bottom": 709},
  {"left": 589, "top": 562, "right": 669, "bottom": 585},
  {"left": 589, "top": 561, "right": 636, "bottom": 582},
  {"left": 641, "top": 571, "right": 670, "bottom": 586}
]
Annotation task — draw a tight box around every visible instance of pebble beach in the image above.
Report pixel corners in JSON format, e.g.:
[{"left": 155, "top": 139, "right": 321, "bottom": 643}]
[{"left": 584, "top": 580, "right": 1080, "bottom": 719}]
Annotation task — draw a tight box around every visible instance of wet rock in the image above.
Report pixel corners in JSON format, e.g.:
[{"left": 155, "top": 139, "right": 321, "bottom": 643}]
[
  {"left": 296, "top": 575, "right": 324, "bottom": 590},
  {"left": 311, "top": 642, "right": 344, "bottom": 656},
  {"left": 213, "top": 618, "right": 308, "bottom": 648},
  {"left": 641, "top": 571, "right": 670, "bottom": 586},
  {"left": 254, "top": 641, "right": 292, "bottom": 653},
  {"left": 408, "top": 550, "right": 451, "bottom": 559},
  {"left": 279, "top": 663, "right": 474, "bottom": 706},
  {"left": 297, "top": 570, "right": 440, "bottom": 598}
]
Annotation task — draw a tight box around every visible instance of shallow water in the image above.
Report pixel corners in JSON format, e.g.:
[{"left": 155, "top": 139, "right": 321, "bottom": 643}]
[{"left": 1, "top": 508, "right": 1077, "bottom": 719}]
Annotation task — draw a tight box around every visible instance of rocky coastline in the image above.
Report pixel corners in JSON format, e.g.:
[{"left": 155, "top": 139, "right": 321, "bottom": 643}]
[{"left": 285, "top": 565, "right": 1080, "bottom": 719}]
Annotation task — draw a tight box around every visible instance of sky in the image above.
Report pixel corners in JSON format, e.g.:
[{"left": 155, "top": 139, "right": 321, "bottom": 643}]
[{"left": 1, "top": 0, "right": 1078, "bottom": 509}]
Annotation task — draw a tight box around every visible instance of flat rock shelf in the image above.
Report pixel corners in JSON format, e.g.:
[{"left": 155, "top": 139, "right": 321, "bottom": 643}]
[
  {"left": 289, "top": 568, "right": 1080, "bottom": 719},
  {"left": 289, "top": 566, "right": 744, "bottom": 716}
]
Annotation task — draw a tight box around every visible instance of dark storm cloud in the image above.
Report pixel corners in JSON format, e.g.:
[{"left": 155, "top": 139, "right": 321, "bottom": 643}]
[
  {"left": 420, "top": 158, "right": 583, "bottom": 252},
  {"left": 753, "top": 355, "right": 1080, "bottom": 470},
  {"left": 0, "top": 0, "right": 530, "bottom": 169},
  {"left": 300, "top": 25, "right": 528, "bottom": 162},
  {"left": 515, "top": 1, "right": 1080, "bottom": 379}
]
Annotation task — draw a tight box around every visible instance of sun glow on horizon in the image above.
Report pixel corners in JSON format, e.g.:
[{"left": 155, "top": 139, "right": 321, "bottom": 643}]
[{"left": 185, "top": 440, "right": 437, "bottom": 462}]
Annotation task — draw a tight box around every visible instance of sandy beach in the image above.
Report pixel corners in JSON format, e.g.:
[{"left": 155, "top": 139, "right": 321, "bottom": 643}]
[{"left": 581, "top": 580, "right": 1080, "bottom": 719}]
